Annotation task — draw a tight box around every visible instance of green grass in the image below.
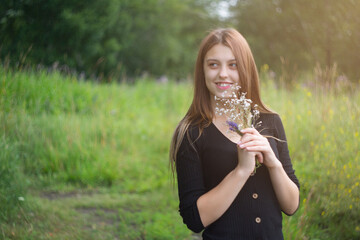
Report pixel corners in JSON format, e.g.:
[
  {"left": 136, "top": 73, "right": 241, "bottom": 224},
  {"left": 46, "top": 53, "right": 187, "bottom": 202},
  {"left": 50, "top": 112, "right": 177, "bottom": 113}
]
[{"left": 1, "top": 66, "right": 359, "bottom": 239}]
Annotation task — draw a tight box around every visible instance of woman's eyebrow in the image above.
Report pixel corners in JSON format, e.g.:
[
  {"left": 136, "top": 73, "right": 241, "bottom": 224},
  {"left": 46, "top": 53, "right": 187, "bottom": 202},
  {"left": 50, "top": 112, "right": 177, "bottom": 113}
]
[
  {"left": 205, "top": 58, "right": 236, "bottom": 61},
  {"left": 205, "top": 58, "right": 219, "bottom": 61}
]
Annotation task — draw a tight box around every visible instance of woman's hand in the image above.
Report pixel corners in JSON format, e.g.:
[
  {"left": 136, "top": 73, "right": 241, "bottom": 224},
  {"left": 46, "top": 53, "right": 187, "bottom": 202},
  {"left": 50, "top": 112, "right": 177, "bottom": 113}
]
[
  {"left": 239, "top": 128, "right": 300, "bottom": 215},
  {"left": 238, "top": 128, "right": 281, "bottom": 169},
  {"left": 235, "top": 144, "right": 263, "bottom": 175}
]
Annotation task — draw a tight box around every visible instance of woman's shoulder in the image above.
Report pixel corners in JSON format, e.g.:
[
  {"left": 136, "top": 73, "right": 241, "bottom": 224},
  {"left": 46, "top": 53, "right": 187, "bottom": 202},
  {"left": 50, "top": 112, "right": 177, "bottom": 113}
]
[
  {"left": 258, "top": 112, "right": 288, "bottom": 139},
  {"left": 184, "top": 122, "right": 215, "bottom": 147},
  {"left": 187, "top": 124, "right": 200, "bottom": 138},
  {"left": 257, "top": 112, "right": 285, "bottom": 135},
  {"left": 187, "top": 120, "right": 213, "bottom": 135},
  {"left": 258, "top": 112, "right": 281, "bottom": 125}
]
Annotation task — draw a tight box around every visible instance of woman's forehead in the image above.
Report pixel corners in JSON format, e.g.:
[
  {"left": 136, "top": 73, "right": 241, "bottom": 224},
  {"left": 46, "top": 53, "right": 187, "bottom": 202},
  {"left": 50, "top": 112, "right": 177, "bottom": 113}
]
[{"left": 205, "top": 44, "right": 235, "bottom": 60}]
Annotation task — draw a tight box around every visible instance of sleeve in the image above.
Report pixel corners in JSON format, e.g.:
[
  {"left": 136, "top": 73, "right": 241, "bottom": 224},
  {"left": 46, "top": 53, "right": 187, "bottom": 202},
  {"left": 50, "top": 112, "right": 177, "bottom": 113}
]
[
  {"left": 273, "top": 114, "right": 300, "bottom": 190},
  {"left": 175, "top": 128, "right": 206, "bottom": 233}
]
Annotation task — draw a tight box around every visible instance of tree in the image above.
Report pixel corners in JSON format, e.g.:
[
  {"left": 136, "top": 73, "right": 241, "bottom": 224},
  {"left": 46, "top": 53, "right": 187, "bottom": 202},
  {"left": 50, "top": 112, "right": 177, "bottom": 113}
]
[
  {"left": 229, "top": 0, "right": 360, "bottom": 81},
  {"left": 0, "top": 0, "right": 221, "bottom": 80}
]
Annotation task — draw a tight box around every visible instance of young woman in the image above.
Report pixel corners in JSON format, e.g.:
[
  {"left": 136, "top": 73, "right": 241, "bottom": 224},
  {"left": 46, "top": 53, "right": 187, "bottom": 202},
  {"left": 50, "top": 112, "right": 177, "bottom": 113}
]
[{"left": 170, "top": 28, "right": 300, "bottom": 239}]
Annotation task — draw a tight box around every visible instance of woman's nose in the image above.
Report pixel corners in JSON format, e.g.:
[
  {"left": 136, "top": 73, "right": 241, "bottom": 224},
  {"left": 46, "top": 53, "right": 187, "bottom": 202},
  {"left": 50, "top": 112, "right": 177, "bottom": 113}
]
[{"left": 219, "top": 66, "right": 228, "bottom": 79}]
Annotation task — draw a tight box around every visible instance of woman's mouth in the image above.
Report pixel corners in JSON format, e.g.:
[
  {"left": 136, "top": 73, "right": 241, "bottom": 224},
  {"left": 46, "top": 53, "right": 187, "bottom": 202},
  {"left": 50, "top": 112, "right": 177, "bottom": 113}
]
[{"left": 216, "top": 82, "right": 232, "bottom": 90}]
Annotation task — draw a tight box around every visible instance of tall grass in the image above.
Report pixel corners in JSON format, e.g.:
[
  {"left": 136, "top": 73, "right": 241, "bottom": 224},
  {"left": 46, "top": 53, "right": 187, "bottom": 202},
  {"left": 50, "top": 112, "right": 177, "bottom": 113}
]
[
  {"left": 0, "top": 136, "right": 27, "bottom": 223},
  {"left": 261, "top": 78, "right": 360, "bottom": 239},
  {"left": 1, "top": 65, "right": 359, "bottom": 239}
]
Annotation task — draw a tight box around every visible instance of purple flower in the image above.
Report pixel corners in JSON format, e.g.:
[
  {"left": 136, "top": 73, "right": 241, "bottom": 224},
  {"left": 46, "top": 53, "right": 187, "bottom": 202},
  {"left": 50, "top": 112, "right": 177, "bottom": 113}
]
[
  {"left": 227, "top": 120, "right": 242, "bottom": 135},
  {"left": 227, "top": 120, "right": 238, "bottom": 129}
]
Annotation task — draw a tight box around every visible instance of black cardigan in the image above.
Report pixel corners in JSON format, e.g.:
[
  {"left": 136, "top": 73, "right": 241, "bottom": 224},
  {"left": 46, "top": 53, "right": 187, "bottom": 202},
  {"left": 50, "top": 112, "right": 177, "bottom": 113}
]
[{"left": 175, "top": 113, "right": 300, "bottom": 240}]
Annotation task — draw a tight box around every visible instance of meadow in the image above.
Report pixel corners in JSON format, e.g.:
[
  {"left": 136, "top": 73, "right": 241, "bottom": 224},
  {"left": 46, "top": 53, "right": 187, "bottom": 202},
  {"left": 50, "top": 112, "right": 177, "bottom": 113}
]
[{"left": 0, "top": 65, "right": 359, "bottom": 239}]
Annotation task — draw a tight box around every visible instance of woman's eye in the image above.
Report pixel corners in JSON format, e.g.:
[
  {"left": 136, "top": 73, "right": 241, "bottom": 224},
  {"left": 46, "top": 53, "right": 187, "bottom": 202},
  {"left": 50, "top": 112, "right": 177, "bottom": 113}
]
[
  {"left": 229, "top": 63, "right": 237, "bottom": 68},
  {"left": 209, "top": 63, "right": 218, "bottom": 68}
]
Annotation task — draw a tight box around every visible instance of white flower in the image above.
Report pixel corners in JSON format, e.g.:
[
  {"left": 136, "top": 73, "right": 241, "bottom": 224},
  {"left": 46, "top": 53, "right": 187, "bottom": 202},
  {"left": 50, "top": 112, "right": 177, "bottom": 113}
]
[
  {"left": 18, "top": 196, "right": 25, "bottom": 201},
  {"left": 214, "top": 83, "right": 260, "bottom": 131}
]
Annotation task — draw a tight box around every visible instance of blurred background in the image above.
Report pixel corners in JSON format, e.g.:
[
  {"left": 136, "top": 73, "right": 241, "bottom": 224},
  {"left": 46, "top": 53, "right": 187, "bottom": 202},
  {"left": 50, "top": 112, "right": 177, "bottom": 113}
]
[
  {"left": 1, "top": 0, "right": 359, "bottom": 239},
  {"left": 1, "top": 0, "right": 360, "bottom": 82}
]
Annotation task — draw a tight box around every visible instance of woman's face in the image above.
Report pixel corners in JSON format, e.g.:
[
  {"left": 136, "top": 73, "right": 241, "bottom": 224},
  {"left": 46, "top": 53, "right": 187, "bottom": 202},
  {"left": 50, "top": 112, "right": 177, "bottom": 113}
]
[{"left": 203, "top": 44, "right": 239, "bottom": 102}]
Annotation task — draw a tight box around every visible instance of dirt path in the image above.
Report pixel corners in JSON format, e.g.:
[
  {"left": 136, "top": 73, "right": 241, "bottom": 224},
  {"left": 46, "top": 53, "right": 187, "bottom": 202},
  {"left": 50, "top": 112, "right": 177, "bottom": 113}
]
[
  {"left": 39, "top": 189, "right": 202, "bottom": 240},
  {"left": 40, "top": 190, "right": 121, "bottom": 239}
]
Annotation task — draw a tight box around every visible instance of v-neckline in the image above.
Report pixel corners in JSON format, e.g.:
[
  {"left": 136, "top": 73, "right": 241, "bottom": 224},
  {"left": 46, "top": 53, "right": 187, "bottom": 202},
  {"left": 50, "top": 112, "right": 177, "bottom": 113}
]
[{"left": 210, "top": 122, "right": 239, "bottom": 145}]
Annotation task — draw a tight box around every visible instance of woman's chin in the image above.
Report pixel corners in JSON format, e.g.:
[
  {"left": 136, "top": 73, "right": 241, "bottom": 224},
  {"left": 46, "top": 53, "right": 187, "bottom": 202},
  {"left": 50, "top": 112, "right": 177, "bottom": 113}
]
[{"left": 215, "top": 92, "right": 234, "bottom": 99}]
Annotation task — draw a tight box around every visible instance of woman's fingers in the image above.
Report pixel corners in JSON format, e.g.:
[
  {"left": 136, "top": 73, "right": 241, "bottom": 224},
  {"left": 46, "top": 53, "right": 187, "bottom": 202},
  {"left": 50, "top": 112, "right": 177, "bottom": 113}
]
[
  {"left": 240, "top": 129, "right": 262, "bottom": 143},
  {"left": 255, "top": 152, "right": 263, "bottom": 163},
  {"left": 240, "top": 134, "right": 266, "bottom": 147},
  {"left": 239, "top": 139, "right": 263, "bottom": 149},
  {"left": 240, "top": 128, "right": 260, "bottom": 136},
  {"left": 244, "top": 145, "right": 269, "bottom": 153},
  {"left": 240, "top": 133, "right": 272, "bottom": 156},
  {"left": 240, "top": 134, "right": 257, "bottom": 144},
  {"left": 239, "top": 129, "right": 280, "bottom": 168}
]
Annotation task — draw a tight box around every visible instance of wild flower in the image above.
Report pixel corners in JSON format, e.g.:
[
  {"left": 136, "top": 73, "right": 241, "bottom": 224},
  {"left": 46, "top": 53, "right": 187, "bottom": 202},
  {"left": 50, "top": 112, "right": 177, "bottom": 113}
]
[{"left": 215, "top": 83, "right": 262, "bottom": 173}]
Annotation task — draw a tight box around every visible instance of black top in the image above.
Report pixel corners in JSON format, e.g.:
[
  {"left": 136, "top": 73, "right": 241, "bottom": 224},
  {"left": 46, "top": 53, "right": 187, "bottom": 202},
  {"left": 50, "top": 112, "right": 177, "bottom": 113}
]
[{"left": 175, "top": 113, "right": 300, "bottom": 240}]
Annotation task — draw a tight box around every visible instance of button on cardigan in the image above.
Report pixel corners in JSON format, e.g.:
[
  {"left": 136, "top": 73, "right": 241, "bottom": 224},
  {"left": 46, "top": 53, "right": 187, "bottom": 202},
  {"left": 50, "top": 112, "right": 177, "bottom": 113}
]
[{"left": 175, "top": 113, "right": 300, "bottom": 240}]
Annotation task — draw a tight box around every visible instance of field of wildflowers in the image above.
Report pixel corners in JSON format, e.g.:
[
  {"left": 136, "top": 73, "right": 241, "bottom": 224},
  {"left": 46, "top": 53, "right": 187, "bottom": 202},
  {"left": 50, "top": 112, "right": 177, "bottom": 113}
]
[
  {"left": 0, "top": 66, "right": 359, "bottom": 239},
  {"left": 262, "top": 78, "right": 360, "bottom": 239}
]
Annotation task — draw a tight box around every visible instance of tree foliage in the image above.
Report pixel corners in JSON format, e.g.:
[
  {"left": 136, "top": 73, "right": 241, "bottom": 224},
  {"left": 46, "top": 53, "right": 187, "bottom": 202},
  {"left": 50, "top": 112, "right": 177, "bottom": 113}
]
[
  {"left": 0, "top": 0, "right": 220, "bottom": 80},
  {"left": 2, "top": 1, "right": 360, "bottom": 81},
  {"left": 229, "top": 0, "right": 360, "bottom": 81}
]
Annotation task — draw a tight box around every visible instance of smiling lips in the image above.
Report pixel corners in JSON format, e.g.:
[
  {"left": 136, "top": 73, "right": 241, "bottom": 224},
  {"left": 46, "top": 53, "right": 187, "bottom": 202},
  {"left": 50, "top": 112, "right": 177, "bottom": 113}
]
[{"left": 216, "top": 82, "right": 233, "bottom": 90}]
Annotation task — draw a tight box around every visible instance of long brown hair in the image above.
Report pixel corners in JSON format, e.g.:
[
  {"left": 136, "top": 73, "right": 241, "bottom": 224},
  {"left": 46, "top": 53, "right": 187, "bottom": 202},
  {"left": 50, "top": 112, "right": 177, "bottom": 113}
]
[{"left": 169, "top": 28, "right": 272, "bottom": 174}]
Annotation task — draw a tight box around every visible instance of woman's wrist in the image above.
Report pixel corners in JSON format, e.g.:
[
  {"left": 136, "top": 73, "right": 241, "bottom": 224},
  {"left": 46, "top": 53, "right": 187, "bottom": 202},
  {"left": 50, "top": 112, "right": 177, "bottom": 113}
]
[
  {"left": 233, "top": 166, "right": 253, "bottom": 179},
  {"left": 266, "top": 158, "right": 282, "bottom": 170}
]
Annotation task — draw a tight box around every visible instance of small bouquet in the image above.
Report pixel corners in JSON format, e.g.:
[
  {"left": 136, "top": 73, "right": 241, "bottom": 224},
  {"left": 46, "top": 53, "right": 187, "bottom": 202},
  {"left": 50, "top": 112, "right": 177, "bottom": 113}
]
[{"left": 215, "top": 83, "right": 262, "bottom": 173}]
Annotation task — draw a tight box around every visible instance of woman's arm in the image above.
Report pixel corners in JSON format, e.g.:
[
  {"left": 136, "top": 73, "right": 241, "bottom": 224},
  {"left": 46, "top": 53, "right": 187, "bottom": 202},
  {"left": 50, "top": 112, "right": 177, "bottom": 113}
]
[
  {"left": 266, "top": 161, "right": 299, "bottom": 214},
  {"left": 239, "top": 127, "right": 300, "bottom": 215},
  {"left": 197, "top": 146, "right": 257, "bottom": 227},
  {"left": 176, "top": 127, "right": 262, "bottom": 230}
]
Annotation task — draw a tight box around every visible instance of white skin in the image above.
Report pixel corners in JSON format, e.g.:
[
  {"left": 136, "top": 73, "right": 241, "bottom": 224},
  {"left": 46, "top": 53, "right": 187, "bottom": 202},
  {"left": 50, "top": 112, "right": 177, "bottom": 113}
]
[{"left": 196, "top": 44, "right": 300, "bottom": 228}]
